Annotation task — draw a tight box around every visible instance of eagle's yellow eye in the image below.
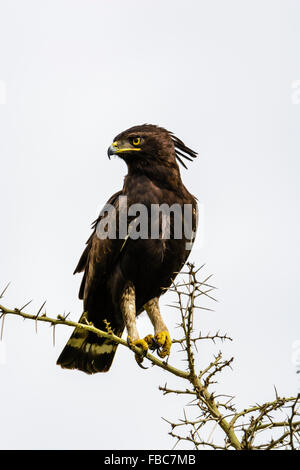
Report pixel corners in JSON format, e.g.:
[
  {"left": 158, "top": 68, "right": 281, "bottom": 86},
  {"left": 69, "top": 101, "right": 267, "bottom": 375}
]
[{"left": 132, "top": 137, "right": 141, "bottom": 146}]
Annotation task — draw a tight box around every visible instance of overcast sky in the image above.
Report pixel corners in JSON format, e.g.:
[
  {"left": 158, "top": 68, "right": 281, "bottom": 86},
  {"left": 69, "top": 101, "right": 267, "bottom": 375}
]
[{"left": 0, "top": 0, "right": 299, "bottom": 450}]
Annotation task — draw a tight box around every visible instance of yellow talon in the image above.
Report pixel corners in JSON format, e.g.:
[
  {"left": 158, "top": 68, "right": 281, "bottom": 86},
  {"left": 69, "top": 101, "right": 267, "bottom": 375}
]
[
  {"left": 127, "top": 337, "right": 149, "bottom": 354},
  {"left": 143, "top": 334, "right": 156, "bottom": 349},
  {"left": 155, "top": 331, "right": 172, "bottom": 358},
  {"left": 127, "top": 337, "right": 149, "bottom": 369},
  {"left": 133, "top": 338, "right": 149, "bottom": 353}
]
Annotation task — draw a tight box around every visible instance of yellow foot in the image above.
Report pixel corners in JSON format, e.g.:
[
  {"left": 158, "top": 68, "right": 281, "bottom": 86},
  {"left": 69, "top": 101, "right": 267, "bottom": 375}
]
[
  {"left": 127, "top": 336, "right": 149, "bottom": 368},
  {"left": 143, "top": 334, "right": 156, "bottom": 350},
  {"left": 129, "top": 338, "right": 149, "bottom": 352},
  {"left": 155, "top": 331, "right": 172, "bottom": 358}
]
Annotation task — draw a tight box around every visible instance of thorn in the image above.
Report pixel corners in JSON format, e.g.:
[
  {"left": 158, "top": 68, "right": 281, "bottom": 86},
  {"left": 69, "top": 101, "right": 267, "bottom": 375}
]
[
  {"left": 19, "top": 300, "right": 33, "bottom": 311},
  {"left": 36, "top": 301, "right": 46, "bottom": 318},
  {"left": 0, "top": 282, "right": 11, "bottom": 299},
  {"left": 52, "top": 324, "right": 56, "bottom": 347},
  {"left": 0, "top": 314, "right": 5, "bottom": 341}
]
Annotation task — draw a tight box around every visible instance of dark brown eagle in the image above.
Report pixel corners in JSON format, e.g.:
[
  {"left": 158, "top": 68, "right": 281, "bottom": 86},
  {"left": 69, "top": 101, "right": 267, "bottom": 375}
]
[{"left": 57, "top": 124, "right": 197, "bottom": 373}]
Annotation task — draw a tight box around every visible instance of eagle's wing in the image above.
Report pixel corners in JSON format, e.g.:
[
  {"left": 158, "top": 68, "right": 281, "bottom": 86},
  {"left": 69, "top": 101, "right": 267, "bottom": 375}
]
[
  {"left": 74, "top": 190, "right": 123, "bottom": 302},
  {"left": 57, "top": 190, "right": 126, "bottom": 374}
]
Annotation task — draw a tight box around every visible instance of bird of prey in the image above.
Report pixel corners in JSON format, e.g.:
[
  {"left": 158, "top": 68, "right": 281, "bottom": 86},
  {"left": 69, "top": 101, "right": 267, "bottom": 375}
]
[{"left": 57, "top": 124, "right": 197, "bottom": 373}]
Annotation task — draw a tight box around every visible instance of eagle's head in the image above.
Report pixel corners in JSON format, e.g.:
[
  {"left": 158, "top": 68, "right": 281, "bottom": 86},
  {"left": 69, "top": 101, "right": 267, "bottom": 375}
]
[{"left": 107, "top": 124, "right": 197, "bottom": 171}]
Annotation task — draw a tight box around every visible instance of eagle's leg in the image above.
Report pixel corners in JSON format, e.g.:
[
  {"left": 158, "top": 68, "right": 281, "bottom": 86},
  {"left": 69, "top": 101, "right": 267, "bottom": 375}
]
[
  {"left": 120, "top": 282, "right": 148, "bottom": 362},
  {"left": 144, "top": 297, "right": 172, "bottom": 358}
]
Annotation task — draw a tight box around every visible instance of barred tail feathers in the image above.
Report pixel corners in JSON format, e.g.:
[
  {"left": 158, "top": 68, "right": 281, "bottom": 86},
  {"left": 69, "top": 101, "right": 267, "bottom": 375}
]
[{"left": 56, "top": 314, "right": 123, "bottom": 374}]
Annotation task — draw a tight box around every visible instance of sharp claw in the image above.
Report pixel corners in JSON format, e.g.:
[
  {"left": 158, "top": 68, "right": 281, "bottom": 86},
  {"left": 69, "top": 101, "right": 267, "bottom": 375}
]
[
  {"left": 127, "top": 332, "right": 171, "bottom": 365},
  {"left": 132, "top": 338, "right": 149, "bottom": 369},
  {"left": 143, "top": 334, "right": 158, "bottom": 351},
  {"left": 155, "top": 331, "right": 172, "bottom": 358},
  {"left": 158, "top": 348, "right": 168, "bottom": 358},
  {"left": 127, "top": 337, "right": 149, "bottom": 370},
  {"left": 135, "top": 356, "right": 148, "bottom": 369}
]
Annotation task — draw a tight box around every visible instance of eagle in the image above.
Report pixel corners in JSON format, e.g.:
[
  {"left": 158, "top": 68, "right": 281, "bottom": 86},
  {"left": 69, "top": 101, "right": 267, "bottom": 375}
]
[{"left": 57, "top": 124, "right": 198, "bottom": 373}]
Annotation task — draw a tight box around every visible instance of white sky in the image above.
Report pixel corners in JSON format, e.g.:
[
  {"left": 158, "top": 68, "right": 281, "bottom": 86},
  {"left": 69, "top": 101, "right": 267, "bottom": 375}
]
[{"left": 0, "top": 0, "right": 299, "bottom": 450}]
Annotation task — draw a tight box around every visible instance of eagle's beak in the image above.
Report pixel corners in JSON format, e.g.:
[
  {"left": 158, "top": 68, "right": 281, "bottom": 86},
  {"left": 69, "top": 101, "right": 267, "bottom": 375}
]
[
  {"left": 107, "top": 141, "right": 119, "bottom": 159},
  {"left": 107, "top": 140, "right": 142, "bottom": 159}
]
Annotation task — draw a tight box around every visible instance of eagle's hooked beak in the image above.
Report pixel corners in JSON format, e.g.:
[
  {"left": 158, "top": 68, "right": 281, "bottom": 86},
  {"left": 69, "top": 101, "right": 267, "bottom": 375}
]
[
  {"left": 107, "top": 141, "right": 119, "bottom": 159},
  {"left": 107, "top": 140, "right": 141, "bottom": 159}
]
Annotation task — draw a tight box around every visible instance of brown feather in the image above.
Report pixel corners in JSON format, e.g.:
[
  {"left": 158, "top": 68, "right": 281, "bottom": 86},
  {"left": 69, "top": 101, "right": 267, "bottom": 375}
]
[{"left": 57, "top": 124, "right": 198, "bottom": 373}]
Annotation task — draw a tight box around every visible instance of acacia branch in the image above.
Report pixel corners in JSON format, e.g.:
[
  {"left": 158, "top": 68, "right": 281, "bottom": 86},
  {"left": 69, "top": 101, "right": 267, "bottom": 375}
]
[
  {"left": 1, "top": 262, "right": 299, "bottom": 451},
  {"left": 0, "top": 303, "right": 188, "bottom": 380},
  {"left": 158, "top": 263, "right": 299, "bottom": 451}
]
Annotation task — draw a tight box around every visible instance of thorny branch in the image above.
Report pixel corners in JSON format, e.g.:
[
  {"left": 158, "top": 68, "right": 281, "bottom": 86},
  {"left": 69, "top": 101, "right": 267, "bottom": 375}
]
[
  {"left": 0, "top": 262, "right": 299, "bottom": 450},
  {"left": 159, "top": 264, "right": 299, "bottom": 450}
]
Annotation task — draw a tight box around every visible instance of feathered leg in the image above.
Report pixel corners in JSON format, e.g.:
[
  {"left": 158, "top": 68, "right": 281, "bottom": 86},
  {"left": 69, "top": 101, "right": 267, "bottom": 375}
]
[
  {"left": 144, "top": 297, "right": 172, "bottom": 358},
  {"left": 120, "top": 282, "right": 148, "bottom": 360}
]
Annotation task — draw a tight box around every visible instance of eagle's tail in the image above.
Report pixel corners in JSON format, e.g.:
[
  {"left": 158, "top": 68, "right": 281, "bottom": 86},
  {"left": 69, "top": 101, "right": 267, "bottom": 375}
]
[{"left": 56, "top": 314, "right": 123, "bottom": 374}]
